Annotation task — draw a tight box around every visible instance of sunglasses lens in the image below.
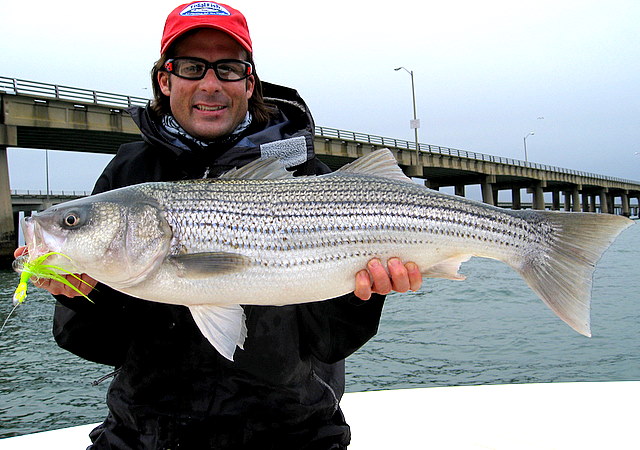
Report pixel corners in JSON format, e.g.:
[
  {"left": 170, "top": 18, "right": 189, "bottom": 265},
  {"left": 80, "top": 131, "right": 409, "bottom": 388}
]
[
  {"left": 216, "top": 61, "right": 251, "bottom": 81},
  {"left": 172, "top": 60, "right": 206, "bottom": 79}
]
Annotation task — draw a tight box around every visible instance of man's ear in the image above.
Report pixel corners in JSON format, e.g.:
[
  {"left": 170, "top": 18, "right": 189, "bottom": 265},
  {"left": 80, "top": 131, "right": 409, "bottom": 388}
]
[
  {"left": 245, "top": 75, "right": 255, "bottom": 100},
  {"left": 158, "top": 71, "right": 171, "bottom": 96}
]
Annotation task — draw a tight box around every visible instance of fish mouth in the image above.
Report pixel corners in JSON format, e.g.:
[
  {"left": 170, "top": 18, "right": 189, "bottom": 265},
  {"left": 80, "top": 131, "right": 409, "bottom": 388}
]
[{"left": 21, "top": 215, "right": 62, "bottom": 260}]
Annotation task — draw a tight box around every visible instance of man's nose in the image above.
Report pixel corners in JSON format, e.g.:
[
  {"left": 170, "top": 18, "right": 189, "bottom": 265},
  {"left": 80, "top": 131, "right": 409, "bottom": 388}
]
[{"left": 199, "top": 68, "right": 223, "bottom": 90}]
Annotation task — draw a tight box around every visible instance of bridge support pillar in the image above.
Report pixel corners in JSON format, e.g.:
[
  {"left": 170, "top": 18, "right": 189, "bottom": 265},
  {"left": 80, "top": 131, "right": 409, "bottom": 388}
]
[
  {"left": 454, "top": 184, "right": 465, "bottom": 197},
  {"left": 481, "top": 176, "right": 495, "bottom": 206},
  {"left": 532, "top": 181, "right": 546, "bottom": 210},
  {"left": 621, "top": 191, "right": 630, "bottom": 217},
  {"left": 511, "top": 188, "right": 521, "bottom": 210},
  {"left": 552, "top": 190, "right": 560, "bottom": 210},
  {"left": 572, "top": 187, "right": 581, "bottom": 212},
  {"left": 599, "top": 189, "right": 609, "bottom": 214},
  {"left": 0, "top": 146, "right": 16, "bottom": 268}
]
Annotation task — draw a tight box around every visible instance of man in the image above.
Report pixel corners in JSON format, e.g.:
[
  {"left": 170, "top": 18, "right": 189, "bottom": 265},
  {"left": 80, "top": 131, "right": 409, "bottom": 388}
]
[{"left": 20, "top": 2, "right": 421, "bottom": 448}]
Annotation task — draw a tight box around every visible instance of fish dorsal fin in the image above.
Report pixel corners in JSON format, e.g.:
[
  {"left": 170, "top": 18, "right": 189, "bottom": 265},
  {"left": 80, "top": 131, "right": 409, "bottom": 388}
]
[
  {"left": 220, "top": 158, "right": 295, "bottom": 180},
  {"left": 220, "top": 149, "right": 412, "bottom": 183},
  {"left": 333, "top": 149, "right": 413, "bottom": 183}
]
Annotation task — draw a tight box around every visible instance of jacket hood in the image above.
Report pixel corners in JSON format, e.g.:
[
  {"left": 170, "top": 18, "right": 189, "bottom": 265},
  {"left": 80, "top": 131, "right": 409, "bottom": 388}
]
[{"left": 127, "top": 82, "right": 317, "bottom": 177}]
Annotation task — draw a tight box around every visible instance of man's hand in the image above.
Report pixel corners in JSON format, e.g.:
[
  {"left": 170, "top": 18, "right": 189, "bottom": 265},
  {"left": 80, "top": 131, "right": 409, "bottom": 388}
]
[
  {"left": 354, "top": 258, "right": 422, "bottom": 300},
  {"left": 13, "top": 246, "right": 98, "bottom": 298}
]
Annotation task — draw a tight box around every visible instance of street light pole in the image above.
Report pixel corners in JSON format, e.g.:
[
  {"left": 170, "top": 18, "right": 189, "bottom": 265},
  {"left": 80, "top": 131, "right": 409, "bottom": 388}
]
[
  {"left": 523, "top": 131, "right": 535, "bottom": 162},
  {"left": 395, "top": 67, "right": 420, "bottom": 160},
  {"left": 45, "top": 149, "right": 50, "bottom": 202}
]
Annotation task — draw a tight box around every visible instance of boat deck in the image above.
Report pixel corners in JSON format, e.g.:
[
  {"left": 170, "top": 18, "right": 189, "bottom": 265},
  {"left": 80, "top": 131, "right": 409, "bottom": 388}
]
[{"left": 1, "top": 381, "right": 637, "bottom": 449}]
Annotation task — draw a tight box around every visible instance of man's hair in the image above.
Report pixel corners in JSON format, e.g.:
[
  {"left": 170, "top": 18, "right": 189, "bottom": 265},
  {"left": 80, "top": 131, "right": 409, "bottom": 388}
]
[{"left": 149, "top": 33, "right": 275, "bottom": 125}]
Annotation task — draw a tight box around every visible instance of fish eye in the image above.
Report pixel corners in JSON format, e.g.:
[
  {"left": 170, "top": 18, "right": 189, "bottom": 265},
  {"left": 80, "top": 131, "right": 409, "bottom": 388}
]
[{"left": 62, "top": 212, "right": 81, "bottom": 228}]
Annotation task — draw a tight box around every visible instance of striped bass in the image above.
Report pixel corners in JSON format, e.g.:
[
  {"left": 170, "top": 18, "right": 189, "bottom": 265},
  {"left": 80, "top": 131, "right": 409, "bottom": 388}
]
[{"left": 20, "top": 149, "right": 633, "bottom": 360}]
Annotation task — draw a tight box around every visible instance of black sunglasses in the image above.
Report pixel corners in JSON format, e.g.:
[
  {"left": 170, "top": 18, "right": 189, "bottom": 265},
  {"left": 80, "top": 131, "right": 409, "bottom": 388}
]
[{"left": 164, "top": 57, "right": 253, "bottom": 81}]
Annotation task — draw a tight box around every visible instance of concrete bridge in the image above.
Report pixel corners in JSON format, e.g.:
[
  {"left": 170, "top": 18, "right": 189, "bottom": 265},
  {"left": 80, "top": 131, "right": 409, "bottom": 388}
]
[
  {"left": 11, "top": 190, "right": 89, "bottom": 212},
  {"left": 1, "top": 76, "right": 639, "bottom": 266}
]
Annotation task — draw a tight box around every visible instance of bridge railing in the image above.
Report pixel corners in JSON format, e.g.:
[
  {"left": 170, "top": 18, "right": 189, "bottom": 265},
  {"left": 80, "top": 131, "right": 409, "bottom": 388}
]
[
  {"left": 315, "top": 126, "right": 638, "bottom": 185},
  {"left": 0, "top": 76, "right": 148, "bottom": 109},
  {"left": 11, "top": 189, "right": 90, "bottom": 197}
]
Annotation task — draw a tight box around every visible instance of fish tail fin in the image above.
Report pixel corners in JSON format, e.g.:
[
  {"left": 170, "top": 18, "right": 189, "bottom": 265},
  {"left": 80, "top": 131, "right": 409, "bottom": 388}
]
[{"left": 514, "top": 211, "right": 632, "bottom": 336}]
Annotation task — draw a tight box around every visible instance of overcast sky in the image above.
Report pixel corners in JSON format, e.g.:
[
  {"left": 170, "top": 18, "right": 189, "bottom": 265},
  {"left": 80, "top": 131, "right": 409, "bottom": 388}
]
[{"left": 3, "top": 0, "right": 639, "bottom": 192}]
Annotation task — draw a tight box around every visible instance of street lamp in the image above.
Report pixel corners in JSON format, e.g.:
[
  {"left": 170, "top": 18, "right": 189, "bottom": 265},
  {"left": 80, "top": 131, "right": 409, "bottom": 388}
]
[
  {"left": 394, "top": 67, "right": 420, "bottom": 160},
  {"left": 523, "top": 131, "right": 535, "bottom": 162}
]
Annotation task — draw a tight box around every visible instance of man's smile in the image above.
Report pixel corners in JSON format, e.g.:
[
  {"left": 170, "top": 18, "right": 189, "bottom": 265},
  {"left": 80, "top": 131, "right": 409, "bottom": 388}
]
[{"left": 194, "top": 105, "right": 226, "bottom": 112}]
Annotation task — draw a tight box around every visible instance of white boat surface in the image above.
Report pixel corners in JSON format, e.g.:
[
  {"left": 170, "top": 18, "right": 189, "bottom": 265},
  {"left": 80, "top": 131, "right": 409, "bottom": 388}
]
[{"left": 1, "top": 381, "right": 637, "bottom": 449}]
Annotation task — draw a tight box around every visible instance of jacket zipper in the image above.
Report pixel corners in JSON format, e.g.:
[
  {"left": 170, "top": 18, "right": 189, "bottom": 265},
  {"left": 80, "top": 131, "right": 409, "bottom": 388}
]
[{"left": 311, "top": 371, "right": 339, "bottom": 413}]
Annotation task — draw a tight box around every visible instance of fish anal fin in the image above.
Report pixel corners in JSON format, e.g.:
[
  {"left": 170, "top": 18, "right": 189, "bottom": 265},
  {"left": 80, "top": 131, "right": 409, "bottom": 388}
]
[
  {"left": 188, "top": 304, "right": 248, "bottom": 361},
  {"left": 169, "top": 252, "right": 251, "bottom": 279},
  {"left": 422, "top": 255, "right": 472, "bottom": 280}
]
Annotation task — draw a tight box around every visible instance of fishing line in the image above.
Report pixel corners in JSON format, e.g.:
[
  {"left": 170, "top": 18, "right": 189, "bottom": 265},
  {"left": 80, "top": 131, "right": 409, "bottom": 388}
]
[{"left": 0, "top": 303, "right": 20, "bottom": 335}]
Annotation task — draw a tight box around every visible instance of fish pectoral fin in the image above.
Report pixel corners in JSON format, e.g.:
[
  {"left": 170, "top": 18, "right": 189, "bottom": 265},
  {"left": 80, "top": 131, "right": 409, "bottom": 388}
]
[
  {"left": 188, "top": 304, "right": 248, "bottom": 361},
  {"left": 169, "top": 252, "right": 251, "bottom": 279},
  {"left": 422, "top": 255, "right": 472, "bottom": 280}
]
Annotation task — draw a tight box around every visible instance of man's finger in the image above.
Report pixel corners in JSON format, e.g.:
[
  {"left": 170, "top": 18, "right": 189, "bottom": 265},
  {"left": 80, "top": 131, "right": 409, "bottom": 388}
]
[
  {"left": 387, "top": 258, "right": 410, "bottom": 293},
  {"left": 354, "top": 269, "right": 373, "bottom": 301},
  {"left": 77, "top": 274, "right": 97, "bottom": 296},
  {"left": 406, "top": 262, "right": 422, "bottom": 292},
  {"left": 368, "top": 258, "right": 392, "bottom": 295}
]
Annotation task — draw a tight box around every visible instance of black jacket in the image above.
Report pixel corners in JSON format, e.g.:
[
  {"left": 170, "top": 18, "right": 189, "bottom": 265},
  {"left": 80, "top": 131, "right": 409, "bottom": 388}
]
[{"left": 53, "top": 83, "right": 385, "bottom": 449}]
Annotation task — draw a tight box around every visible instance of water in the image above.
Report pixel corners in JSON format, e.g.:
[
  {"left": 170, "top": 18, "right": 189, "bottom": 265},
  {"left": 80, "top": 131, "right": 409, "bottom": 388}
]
[{"left": 1, "top": 223, "right": 638, "bottom": 439}]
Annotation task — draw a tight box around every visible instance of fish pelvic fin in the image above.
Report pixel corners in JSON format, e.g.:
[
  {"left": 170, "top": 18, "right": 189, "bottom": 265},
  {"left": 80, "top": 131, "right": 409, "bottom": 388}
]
[
  {"left": 188, "top": 304, "right": 248, "bottom": 361},
  {"left": 515, "top": 211, "right": 633, "bottom": 337}
]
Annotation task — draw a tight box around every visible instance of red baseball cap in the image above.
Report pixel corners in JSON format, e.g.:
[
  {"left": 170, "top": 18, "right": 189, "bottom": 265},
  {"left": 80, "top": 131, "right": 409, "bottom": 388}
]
[{"left": 160, "top": 1, "right": 252, "bottom": 55}]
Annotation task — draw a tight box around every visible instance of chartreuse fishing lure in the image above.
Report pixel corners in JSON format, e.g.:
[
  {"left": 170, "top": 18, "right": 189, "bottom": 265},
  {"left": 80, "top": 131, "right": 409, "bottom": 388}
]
[
  {"left": 12, "top": 252, "right": 93, "bottom": 305},
  {"left": 1, "top": 252, "right": 93, "bottom": 335}
]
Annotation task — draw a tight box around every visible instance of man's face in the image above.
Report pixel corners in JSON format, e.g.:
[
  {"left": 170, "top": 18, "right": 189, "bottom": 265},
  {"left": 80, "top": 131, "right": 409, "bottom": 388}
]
[{"left": 158, "top": 29, "right": 255, "bottom": 141}]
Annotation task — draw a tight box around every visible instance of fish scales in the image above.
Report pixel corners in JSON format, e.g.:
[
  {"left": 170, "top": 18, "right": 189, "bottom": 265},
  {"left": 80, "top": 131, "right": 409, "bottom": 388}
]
[
  {"left": 20, "top": 149, "right": 633, "bottom": 360},
  {"left": 139, "top": 175, "right": 540, "bottom": 278}
]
